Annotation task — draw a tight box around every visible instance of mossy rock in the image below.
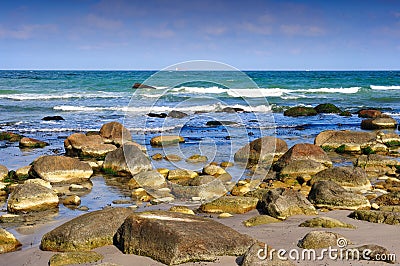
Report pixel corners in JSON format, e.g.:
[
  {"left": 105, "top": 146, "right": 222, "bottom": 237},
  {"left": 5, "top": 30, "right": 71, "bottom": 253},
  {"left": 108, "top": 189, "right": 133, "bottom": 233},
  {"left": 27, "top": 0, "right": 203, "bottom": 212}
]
[
  {"left": 385, "top": 140, "right": 400, "bottom": 147},
  {"left": 314, "top": 103, "right": 341, "bottom": 114},
  {"left": 243, "top": 215, "right": 281, "bottom": 227},
  {"left": 339, "top": 111, "right": 352, "bottom": 117},
  {"left": 0, "top": 132, "right": 23, "bottom": 142},
  {"left": 299, "top": 217, "right": 356, "bottom": 229},
  {"left": 199, "top": 196, "right": 258, "bottom": 214},
  {"left": 283, "top": 106, "right": 317, "bottom": 117},
  {"left": 49, "top": 251, "right": 103, "bottom": 266}
]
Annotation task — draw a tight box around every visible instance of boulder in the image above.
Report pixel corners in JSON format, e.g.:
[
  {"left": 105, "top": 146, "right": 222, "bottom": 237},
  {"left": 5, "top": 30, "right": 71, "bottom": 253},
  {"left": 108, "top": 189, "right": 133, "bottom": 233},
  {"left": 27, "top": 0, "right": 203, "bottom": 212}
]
[
  {"left": 41, "top": 208, "right": 132, "bottom": 251},
  {"left": 234, "top": 136, "right": 288, "bottom": 165},
  {"left": 15, "top": 165, "right": 30, "bottom": 179},
  {"left": 64, "top": 133, "right": 117, "bottom": 159},
  {"left": 349, "top": 210, "right": 400, "bottom": 225},
  {"left": 374, "top": 191, "right": 400, "bottom": 206},
  {"left": 206, "top": 120, "right": 238, "bottom": 126},
  {"left": 42, "top": 115, "right": 64, "bottom": 121},
  {"left": 169, "top": 206, "right": 195, "bottom": 215},
  {"left": 31, "top": 156, "right": 93, "bottom": 183},
  {"left": 314, "top": 103, "right": 341, "bottom": 114},
  {"left": 150, "top": 135, "right": 185, "bottom": 146},
  {"left": 308, "top": 181, "right": 371, "bottom": 210},
  {"left": 114, "top": 211, "right": 255, "bottom": 265},
  {"left": 49, "top": 251, "right": 103, "bottom": 266},
  {"left": 260, "top": 188, "right": 317, "bottom": 220},
  {"left": 297, "top": 231, "right": 349, "bottom": 249},
  {"left": 24, "top": 178, "right": 52, "bottom": 189},
  {"left": 315, "top": 130, "right": 376, "bottom": 153},
  {"left": 171, "top": 178, "right": 227, "bottom": 201},
  {"left": 283, "top": 106, "right": 317, "bottom": 117},
  {"left": 299, "top": 217, "right": 356, "bottom": 229},
  {"left": 103, "top": 143, "right": 152, "bottom": 176},
  {"left": 199, "top": 196, "right": 258, "bottom": 214},
  {"left": 19, "top": 137, "right": 48, "bottom": 148},
  {"left": 130, "top": 170, "right": 166, "bottom": 189},
  {"left": 355, "top": 154, "right": 400, "bottom": 177},
  {"left": 167, "top": 169, "right": 198, "bottom": 181},
  {"left": 63, "top": 195, "right": 81, "bottom": 206},
  {"left": 0, "top": 228, "right": 21, "bottom": 254},
  {"left": 279, "top": 159, "right": 327, "bottom": 179},
  {"left": 310, "top": 167, "right": 372, "bottom": 191},
  {"left": 99, "top": 121, "right": 132, "bottom": 146},
  {"left": 203, "top": 164, "right": 226, "bottom": 176},
  {"left": 0, "top": 131, "right": 23, "bottom": 142},
  {"left": 7, "top": 183, "right": 59, "bottom": 213},
  {"left": 168, "top": 110, "right": 188, "bottom": 118},
  {"left": 240, "top": 242, "right": 295, "bottom": 266},
  {"left": 132, "top": 83, "right": 156, "bottom": 89},
  {"left": 352, "top": 244, "right": 396, "bottom": 263},
  {"left": 361, "top": 117, "right": 398, "bottom": 130},
  {"left": 358, "top": 109, "right": 382, "bottom": 118},
  {"left": 186, "top": 154, "right": 208, "bottom": 163},
  {"left": 0, "top": 164, "right": 8, "bottom": 182},
  {"left": 274, "top": 143, "right": 332, "bottom": 171},
  {"left": 147, "top": 112, "right": 167, "bottom": 118},
  {"left": 243, "top": 215, "right": 281, "bottom": 227}
]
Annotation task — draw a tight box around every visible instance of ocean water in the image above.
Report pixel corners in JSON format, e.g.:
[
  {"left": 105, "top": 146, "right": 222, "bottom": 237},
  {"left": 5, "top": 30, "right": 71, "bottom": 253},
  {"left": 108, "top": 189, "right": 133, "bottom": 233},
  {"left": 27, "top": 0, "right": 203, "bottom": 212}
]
[{"left": 0, "top": 70, "right": 400, "bottom": 171}]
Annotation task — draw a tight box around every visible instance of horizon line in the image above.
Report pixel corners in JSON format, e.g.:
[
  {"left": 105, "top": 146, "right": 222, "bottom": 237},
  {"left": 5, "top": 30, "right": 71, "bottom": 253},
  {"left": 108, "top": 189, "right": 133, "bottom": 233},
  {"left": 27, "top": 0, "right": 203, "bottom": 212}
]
[{"left": 1, "top": 68, "right": 400, "bottom": 71}]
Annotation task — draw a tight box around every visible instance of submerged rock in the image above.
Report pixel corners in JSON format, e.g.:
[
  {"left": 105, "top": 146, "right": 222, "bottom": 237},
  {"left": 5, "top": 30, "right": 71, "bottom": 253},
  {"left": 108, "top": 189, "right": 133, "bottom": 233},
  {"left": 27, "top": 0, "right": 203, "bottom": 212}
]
[
  {"left": 7, "top": 183, "right": 59, "bottom": 213},
  {"left": 150, "top": 135, "right": 185, "bottom": 146},
  {"left": 308, "top": 181, "right": 371, "bottom": 210},
  {"left": 298, "top": 231, "right": 349, "bottom": 249},
  {"left": 114, "top": 211, "right": 255, "bottom": 265},
  {"left": 19, "top": 137, "right": 48, "bottom": 148},
  {"left": 167, "top": 110, "right": 188, "bottom": 118},
  {"left": 31, "top": 155, "right": 93, "bottom": 184},
  {"left": 284, "top": 106, "right": 317, "bottom": 117},
  {"left": 42, "top": 115, "right": 64, "bottom": 121},
  {"left": 314, "top": 103, "right": 341, "bottom": 114},
  {"left": 199, "top": 196, "right": 259, "bottom": 214},
  {"left": 0, "top": 228, "right": 21, "bottom": 254},
  {"left": 260, "top": 188, "right": 317, "bottom": 220},
  {"left": 41, "top": 208, "right": 132, "bottom": 252},
  {"left": 0, "top": 131, "right": 23, "bottom": 142}
]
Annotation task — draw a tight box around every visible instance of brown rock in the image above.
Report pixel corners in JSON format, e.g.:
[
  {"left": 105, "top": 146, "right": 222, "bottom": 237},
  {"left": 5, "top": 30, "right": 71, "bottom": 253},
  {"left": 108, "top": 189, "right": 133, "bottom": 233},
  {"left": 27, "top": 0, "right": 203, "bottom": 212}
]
[
  {"left": 19, "top": 137, "right": 48, "bottom": 148},
  {"left": 199, "top": 196, "right": 258, "bottom": 214},
  {"left": 358, "top": 109, "right": 382, "bottom": 118},
  {"left": 99, "top": 121, "right": 132, "bottom": 146},
  {"left": 0, "top": 228, "right": 21, "bottom": 254},
  {"left": 361, "top": 117, "right": 398, "bottom": 130}
]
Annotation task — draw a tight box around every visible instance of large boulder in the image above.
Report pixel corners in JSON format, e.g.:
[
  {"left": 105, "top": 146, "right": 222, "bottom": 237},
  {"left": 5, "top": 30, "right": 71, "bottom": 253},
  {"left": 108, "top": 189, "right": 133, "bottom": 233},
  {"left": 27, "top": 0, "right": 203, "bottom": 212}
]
[
  {"left": 283, "top": 106, "right": 317, "bottom": 117},
  {"left": 349, "top": 210, "right": 400, "bottom": 225},
  {"left": 361, "top": 117, "right": 398, "bottom": 130},
  {"left": 31, "top": 156, "right": 93, "bottom": 184},
  {"left": 114, "top": 211, "right": 255, "bottom": 265},
  {"left": 19, "top": 137, "right": 48, "bottom": 148},
  {"left": 0, "top": 164, "right": 8, "bottom": 182},
  {"left": 260, "top": 188, "right": 317, "bottom": 220},
  {"left": 310, "top": 167, "right": 372, "bottom": 191},
  {"left": 297, "top": 231, "right": 349, "bottom": 249},
  {"left": 234, "top": 136, "right": 288, "bottom": 165},
  {"left": 99, "top": 121, "right": 132, "bottom": 146},
  {"left": 7, "top": 183, "right": 59, "bottom": 213},
  {"left": 240, "top": 242, "right": 295, "bottom": 266},
  {"left": 314, "top": 103, "right": 341, "bottom": 114},
  {"left": 41, "top": 208, "right": 132, "bottom": 251},
  {"left": 374, "top": 191, "right": 400, "bottom": 206},
  {"left": 130, "top": 170, "right": 167, "bottom": 189},
  {"left": 171, "top": 178, "right": 228, "bottom": 201},
  {"left": 308, "top": 181, "right": 371, "bottom": 210},
  {"left": 103, "top": 143, "right": 152, "bottom": 176},
  {"left": 279, "top": 159, "right": 327, "bottom": 179},
  {"left": 0, "top": 228, "right": 21, "bottom": 254},
  {"left": 358, "top": 109, "right": 382, "bottom": 118},
  {"left": 274, "top": 143, "right": 332, "bottom": 172},
  {"left": 150, "top": 135, "right": 185, "bottom": 146},
  {"left": 199, "top": 196, "right": 259, "bottom": 214},
  {"left": 64, "top": 133, "right": 117, "bottom": 159},
  {"left": 355, "top": 154, "right": 400, "bottom": 177},
  {"left": 315, "top": 130, "right": 376, "bottom": 153}
]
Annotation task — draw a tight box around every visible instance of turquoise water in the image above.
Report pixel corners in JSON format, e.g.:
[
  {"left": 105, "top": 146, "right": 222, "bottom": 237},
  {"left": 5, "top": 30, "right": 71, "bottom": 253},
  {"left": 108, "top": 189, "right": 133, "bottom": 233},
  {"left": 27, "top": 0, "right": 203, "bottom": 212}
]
[{"left": 0, "top": 70, "right": 399, "bottom": 169}]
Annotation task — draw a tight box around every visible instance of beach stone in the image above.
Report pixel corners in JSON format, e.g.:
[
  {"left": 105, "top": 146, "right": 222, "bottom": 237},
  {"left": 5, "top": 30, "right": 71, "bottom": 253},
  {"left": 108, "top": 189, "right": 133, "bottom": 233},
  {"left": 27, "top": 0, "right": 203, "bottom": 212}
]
[
  {"left": 24, "top": 178, "right": 52, "bottom": 189},
  {"left": 99, "top": 121, "right": 132, "bottom": 146},
  {"left": 42, "top": 115, "right": 64, "bottom": 121},
  {"left": 299, "top": 217, "right": 356, "bottom": 228},
  {"left": 284, "top": 106, "right": 317, "bottom": 117},
  {"left": 130, "top": 170, "right": 166, "bottom": 189},
  {"left": 240, "top": 242, "right": 295, "bottom": 266},
  {"left": 64, "top": 133, "right": 117, "bottom": 159},
  {"left": 260, "top": 188, "right": 317, "bottom": 220},
  {"left": 349, "top": 210, "right": 400, "bottom": 225},
  {"left": 0, "top": 164, "right": 8, "bottom": 182},
  {"left": 164, "top": 154, "right": 182, "bottom": 162},
  {"left": 314, "top": 103, "right": 341, "bottom": 113},
  {"left": 380, "top": 132, "right": 400, "bottom": 147},
  {"left": 220, "top": 161, "right": 234, "bottom": 168},
  {"left": 274, "top": 143, "right": 332, "bottom": 171},
  {"left": 7, "top": 183, "right": 59, "bottom": 213},
  {"left": 353, "top": 244, "right": 396, "bottom": 263},
  {"left": 15, "top": 165, "right": 31, "bottom": 179},
  {"left": 355, "top": 154, "right": 399, "bottom": 177},
  {"left": 19, "top": 137, "right": 48, "bottom": 148},
  {"left": 167, "top": 110, "right": 188, "bottom": 118},
  {"left": 150, "top": 135, "right": 185, "bottom": 146},
  {"left": 167, "top": 169, "right": 198, "bottom": 181},
  {"left": 279, "top": 159, "right": 327, "bottom": 179},
  {"left": 297, "top": 231, "right": 349, "bottom": 249},
  {"left": 315, "top": 130, "right": 376, "bottom": 153},
  {"left": 308, "top": 180, "right": 371, "bottom": 210},
  {"left": 0, "top": 228, "right": 22, "bottom": 254},
  {"left": 157, "top": 168, "right": 169, "bottom": 177},
  {"left": 63, "top": 195, "right": 81, "bottom": 206},
  {"left": 203, "top": 164, "right": 226, "bottom": 176},
  {"left": 199, "top": 196, "right": 258, "bottom": 214},
  {"left": 374, "top": 191, "right": 400, "bottom": 206},
  {"left": 243, "top": 215, "right": 281, "bottom": 227},
  {"left": 186, "top": 154, "right": 208, "bottom": 163},
  {"left": 169, "top": 206, "right": 195, "bottom": 215},
  {"left": 49, "top": 251, "right": 104, "bottom": 266},
  {"left": 218, "top": 212, "right": 233, "bottom": 218},
  {"left": 358, "top": 109, "right": 382, "bottom": 118},
  {"left": 0, "top": 131, "right": 23, "bottom": 142},
  {"left": 361, "top": 117, "right": 398, "bottom": 130},
  {"left": 114, "top": 211, "right": 255, "bottom": 265},
  {"left": 231, "top": 182, "right": 252, "bottom": 196},
  {"left": 31, "top": 155, "right": 93, "bottom": 183},
  {"left": 171, "top": 178, "right": 227, "bottom": 201},
  {"left": 103, "top": 143, "right": 152, "bottom": 176},
  {"left": 151, "top": 153, "right": 163, "bottom": 160},
  {"left": 234, "top": 136, "right": 288, "bottom": 165},
  {"left": 131, "top": 188, "right": 153, "bottom": 202},
  {"left": 41, "top": 207, "right": 132, "bottom": 252},
  {"left": 310, "top": 167, "right": 372, "bottom": 191}
]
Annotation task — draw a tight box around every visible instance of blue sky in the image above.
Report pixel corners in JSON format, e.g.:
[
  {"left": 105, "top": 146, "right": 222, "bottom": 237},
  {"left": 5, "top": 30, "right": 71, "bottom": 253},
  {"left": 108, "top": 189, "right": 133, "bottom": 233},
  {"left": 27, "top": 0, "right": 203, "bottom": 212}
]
[{"left": 0, "top": 0, "right": 399, "bottom": 70}]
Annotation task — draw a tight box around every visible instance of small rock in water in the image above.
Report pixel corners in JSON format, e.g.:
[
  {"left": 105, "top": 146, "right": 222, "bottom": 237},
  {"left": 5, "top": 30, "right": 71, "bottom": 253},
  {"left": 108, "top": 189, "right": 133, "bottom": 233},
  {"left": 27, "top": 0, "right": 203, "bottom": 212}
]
[
  {"left": 42, "top": 115, "right": 64, "bottom": 121},
  {"left": 63, "top": 195, "right": 81, "bottom": 206},
  {"left": 164, "top": 154, "right": 182, "bottom": 162},
  {"left": 186, "top": 154, "right": 208, "bottom": 163},
  {"left": 167, "top": 110, "right": 188, "bottom": 118},
  {"left": 151, "top": 153, "right": 163, "bottom": 160},
  {"left": 19, "top": 137, "right": 48, "bottom": 148},
  {"left": 147, "top": 112, "right": 167, "bottom": 118}
]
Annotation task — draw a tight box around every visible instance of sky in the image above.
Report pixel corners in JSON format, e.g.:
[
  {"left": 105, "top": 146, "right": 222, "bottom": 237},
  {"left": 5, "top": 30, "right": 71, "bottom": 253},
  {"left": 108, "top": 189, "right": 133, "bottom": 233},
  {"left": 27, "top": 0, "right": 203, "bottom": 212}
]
[{"left": 0, "top": 0, "right": 399, "bottom": 70}]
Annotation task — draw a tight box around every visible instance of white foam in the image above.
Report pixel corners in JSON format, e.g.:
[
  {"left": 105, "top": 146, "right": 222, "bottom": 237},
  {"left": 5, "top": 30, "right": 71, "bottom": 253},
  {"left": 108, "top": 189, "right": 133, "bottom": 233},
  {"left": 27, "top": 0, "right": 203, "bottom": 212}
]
[
  {"left": 296, "top": 87, "right": 360, "bottom": 94},
  {"left": 0, "top": 92, "right": 126, "bottom": 101},
  {"left": 171, "top": 86, "right": 227, "bottom": 94},
  {"left": 227, "top": 88, "right": 290, "bottom": 97},
  {"left": 370, "top": 85, "right": 400, "bottom": 90}
]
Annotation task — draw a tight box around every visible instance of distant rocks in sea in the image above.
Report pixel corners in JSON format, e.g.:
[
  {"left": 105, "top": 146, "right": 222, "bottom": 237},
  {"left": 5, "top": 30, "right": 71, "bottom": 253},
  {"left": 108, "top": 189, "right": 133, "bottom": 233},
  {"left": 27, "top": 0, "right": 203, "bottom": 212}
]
[
  {"left": 42, "top": 115, "right": 64, "bottom": 121},
  {"left": 132, "top": 82, "right": 156, "bottom": 89}
]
